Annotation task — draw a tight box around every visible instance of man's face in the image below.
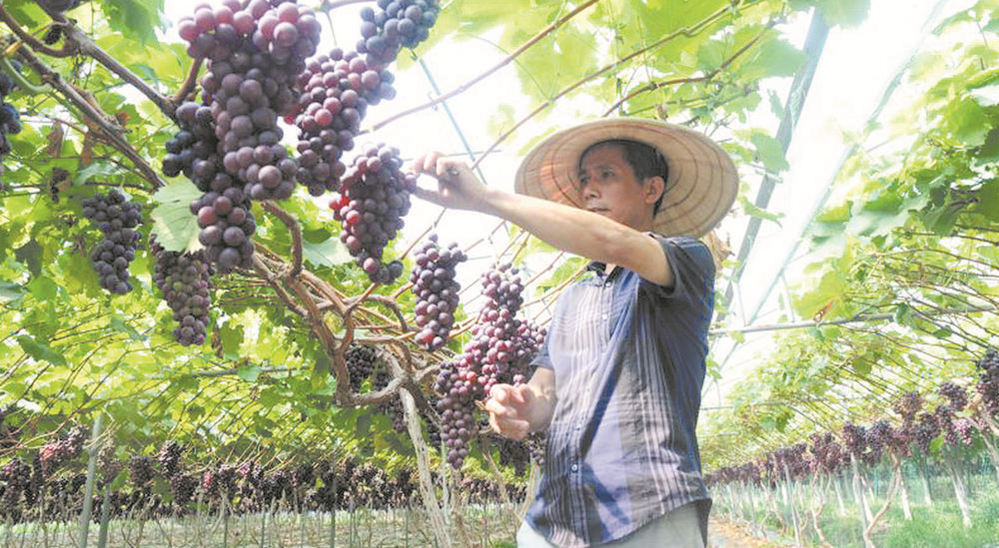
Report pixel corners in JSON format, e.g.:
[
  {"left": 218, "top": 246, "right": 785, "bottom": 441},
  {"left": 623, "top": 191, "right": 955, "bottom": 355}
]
[{"left": 578, "top": 143, "right": 658, "bottom": 230}]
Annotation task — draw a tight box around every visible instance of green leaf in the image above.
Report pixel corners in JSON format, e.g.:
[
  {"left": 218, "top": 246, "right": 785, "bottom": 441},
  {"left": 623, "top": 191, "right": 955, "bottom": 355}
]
[
  {"left": 749, "top": 133, "right": 789, "bottom": 173},
  {"left": 150, "top": 179, "right": 203, "bottom": 252},
  {"left": 15, "top": 240, "right": 44, "bottom": 278},
  {"left": 237, "top": 365, "right": 263, "bottom": 383},
  {"left": 17, "top": 335, "right": 67, "bottom": 367},
  {"left": 100, "top": 0, "right": 165, "bottom": 44},
  {"left": 302, "top": 237, "right": 352, "bottom": 269},
  {"left": 969, "top": 178, "right": 999, "bottom": 222},
  {"left": 74, "top": 162, "right": 125, "bottom": 186}
]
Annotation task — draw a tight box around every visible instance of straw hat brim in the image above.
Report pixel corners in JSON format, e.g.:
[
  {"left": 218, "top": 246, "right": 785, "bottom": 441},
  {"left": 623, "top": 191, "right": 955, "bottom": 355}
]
[{"left": 514, "top": 118, "right": 738, "bottom": 237}]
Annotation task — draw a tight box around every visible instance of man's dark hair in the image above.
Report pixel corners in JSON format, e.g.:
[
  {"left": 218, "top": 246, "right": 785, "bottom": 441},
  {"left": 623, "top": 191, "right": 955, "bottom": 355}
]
[{"left": 579, "top": 139, "right": 669, "bottom": 214}]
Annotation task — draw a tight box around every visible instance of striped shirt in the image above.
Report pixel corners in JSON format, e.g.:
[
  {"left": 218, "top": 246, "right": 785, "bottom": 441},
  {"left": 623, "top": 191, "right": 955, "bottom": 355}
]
[{"left": 524, "top": 235, "right": 714, "bottom": 547}]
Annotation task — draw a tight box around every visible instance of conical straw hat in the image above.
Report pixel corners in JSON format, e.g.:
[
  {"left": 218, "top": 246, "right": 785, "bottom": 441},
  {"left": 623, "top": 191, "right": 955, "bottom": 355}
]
[{"left": 514, "top": 118, "right": 738, "bottom": 237}]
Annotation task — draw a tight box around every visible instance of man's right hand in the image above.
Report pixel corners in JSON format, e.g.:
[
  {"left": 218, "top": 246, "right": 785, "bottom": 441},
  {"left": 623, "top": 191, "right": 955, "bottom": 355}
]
[{"left": 486, "top": 384, "right": 544, "bottom": 440}]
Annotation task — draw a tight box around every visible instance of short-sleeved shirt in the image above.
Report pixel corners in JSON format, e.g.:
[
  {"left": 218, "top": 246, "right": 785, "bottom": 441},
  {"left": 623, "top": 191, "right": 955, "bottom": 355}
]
[{"left": 524, "top": 234, "right": 714, "bottom": 547}]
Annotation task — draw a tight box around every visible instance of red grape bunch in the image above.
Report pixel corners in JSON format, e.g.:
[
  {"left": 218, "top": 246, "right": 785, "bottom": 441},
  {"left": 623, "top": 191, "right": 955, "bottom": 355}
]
[
  {"left": 434, "top": 360, "right": 478, "bottom": 468},
  {"left": 190, "top": 187, "right": 258, "bottom": 272},
  {"left": 411, "top": 234, "right": 467, "bottom": 351},
  {"left": 81, "top": 189, "right": 143, "bottom": 294},
  {"left": 293, "top": 48, "right": 397, "bottom": 196},
  {"left": 357, "top": 0, "right": 440, "bottom": 67},
  {"left": 151, "top": 239, "right": 214, "bottom": 346},
  {"left": 329, "top": 144, "right": 415, "bottom": 283},
  {"left": 161, "top": 101, "right": 220, "bottom": 192},
  {"left": 157, "top": 440, "right": 185, "bottom": 478},
  {"left": 39, "top": 425, "right": 88, "bottom": 477}
]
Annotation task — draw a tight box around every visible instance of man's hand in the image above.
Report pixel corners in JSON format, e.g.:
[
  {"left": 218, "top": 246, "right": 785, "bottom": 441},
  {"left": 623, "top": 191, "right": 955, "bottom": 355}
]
[
  {"left": 409, "top": 152, "right": 491, "bottom": 212},
  {"left": 485, "top": 384, "right": 537, "bottom": 440}
]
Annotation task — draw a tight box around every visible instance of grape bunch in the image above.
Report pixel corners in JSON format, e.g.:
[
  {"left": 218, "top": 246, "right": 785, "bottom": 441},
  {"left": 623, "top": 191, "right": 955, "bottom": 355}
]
[
  {"left": 0, "top": 66, "right": 22, "bottom": 183},
  {"left": 840, "top": 422, "right": 867, "bottom": 460},
  {"left": 357, "top": 0, "right": 440, "bottom": 67},
  {"left": 345, "top": 344, "right": 377, "bottom": 392},
  {"left": 170, "top": 473, "right": 199, "bottom": 509},
  {"left": 129, "top": 456, "right": 155, "bottom": 493},
  {"left": 151, "top": 239, "right": 214, "bottom": 346},
  {"left": 975, "top": 348, "right": 999, "bottom": 416},
  {"left": 329, "top": 144, "right": 414, "bottom": 283},
  {"left": 190, "top": 188, "right": 257, "bottom": 272},
  {"left": 411, "top": 234, "right": 467, "bottom": 351},
  {"left": 176, "top": 0, "right": 320, "bottom": 202},
  {"left": 81, "top": 190, "right": 143, "bottom": 294},
  {"left": 161, "top": 101, "right": 221, "bottom": 192},
  {"left": 293, "top": 48, "right": 397, "bottom": 196},
  {"left": 39, "top": 425, "right": 88, "bottom": 477},
  {"left": 157, "top": 440, "right": 184, "bottom": 478},
  {"left": 938, "top": 382, "right": 968, "bottom": 412},
  {"left": 371, "top": 364, "right": 406, "bottom": 433},
  {"left": 913, "top": 412, "right": 940, "bottom": 454},
  {"left": 434, "top": 360, "right": 479, "bottom": 468},
  {"left": 892, "top": 391, "right": 922, "bottom": 427},
  {"left": 456, "top": 263, "right": 546, "bottom": 392}
]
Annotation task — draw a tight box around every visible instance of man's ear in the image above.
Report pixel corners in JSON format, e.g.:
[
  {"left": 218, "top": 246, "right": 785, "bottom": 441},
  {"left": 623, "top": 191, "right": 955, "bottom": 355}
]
[{"left": 645, "top": 176, "right": 666, "bottom": 206}]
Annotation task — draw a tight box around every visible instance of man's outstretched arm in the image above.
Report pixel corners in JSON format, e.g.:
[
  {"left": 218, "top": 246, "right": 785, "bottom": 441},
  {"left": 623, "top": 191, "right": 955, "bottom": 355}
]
[{"left": 410, "top": 153, "right": 673, "bottom": 287}]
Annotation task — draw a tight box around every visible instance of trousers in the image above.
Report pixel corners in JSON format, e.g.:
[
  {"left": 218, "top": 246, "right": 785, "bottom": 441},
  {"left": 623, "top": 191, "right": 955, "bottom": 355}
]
[{"left": 516, "top": 502, "right": 706, "bottom": 548}]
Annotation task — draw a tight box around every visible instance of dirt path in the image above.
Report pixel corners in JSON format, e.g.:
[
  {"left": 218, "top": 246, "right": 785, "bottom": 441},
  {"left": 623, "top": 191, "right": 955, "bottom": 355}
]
[{"left": 708, "top": 516, "right": 795, "bottom": 548}]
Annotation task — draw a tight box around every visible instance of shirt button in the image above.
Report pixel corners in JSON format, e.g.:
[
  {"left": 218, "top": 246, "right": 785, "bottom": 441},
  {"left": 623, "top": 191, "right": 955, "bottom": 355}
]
[
  {"left": 601, "top": 313, "right": 608, "bottom": 320},
  {"left": 571, "top": 463, "right": 579, "bottom": 472}
]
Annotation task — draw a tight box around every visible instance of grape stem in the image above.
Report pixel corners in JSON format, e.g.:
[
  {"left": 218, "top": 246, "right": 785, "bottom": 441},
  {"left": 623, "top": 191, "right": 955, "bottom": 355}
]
[
  {"left": 602, "top": 17, "right": 779, "bottom": 116},
  {"left": 368, "top": 0, "right": 602, "bottom": 133},
  {"left": 0, "top": 7, "right": 70, "bottom": 58},
  {"left": 261, "top": 201, "right": 304, "bottom": 278},
  {"left": 12, "top": 45, "right": 166, "bottom": 189},
  {"left": 0, "top": 53, "right": 51, "bottom": 95}
]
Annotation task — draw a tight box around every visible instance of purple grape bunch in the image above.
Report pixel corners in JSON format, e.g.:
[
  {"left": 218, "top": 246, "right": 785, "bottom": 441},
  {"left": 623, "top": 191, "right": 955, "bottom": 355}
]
[
  {"left": 190, "top": 188, "right": 258, "bottom": 272},
  {"left": 975, "top": 348, "right": 999, "bottom": 416},
  {"left": 151, "top": 239, "right": 214, "bottom": 346},
  {"left": 411, "top": 234, "right": 467, "bottom": 351},
  {"left": 293, "top": 48, "right": 397, "bottom": 196},
  {"left": 81, "top": 190, "right": 143, "bottom": 294},
  {"left": 161, "top": 101, "right": 220, "bottom": 192},
  {"left": 434, "top": 360, "right": 479, "bottom": 468},
  {"left": 329, "top": 144, "right": 415, "bottom": 284},
  {"left": 357, "top": 0, "right": 440, "bottom": 67},
  {"left": 345, "top": 344, "right": 377, "bottom": 392},
  {"left": 938, "top": 382, "right": 968, "bottom": 411}
]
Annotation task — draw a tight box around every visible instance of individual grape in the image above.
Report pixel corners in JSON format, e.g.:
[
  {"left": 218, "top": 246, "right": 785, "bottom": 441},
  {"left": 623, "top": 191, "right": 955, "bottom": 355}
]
[
  {"left": 356, "top": 0, "right": 440, "bottom": 67},
  {"left": 81, "top": 190, "right": 143, "bottom": 294},
  {"left": 410, "top": 234, "right": 466, "bottom": 351},
  {"left": 151, "top": 238, "right": 214, "bottom": 345},
  {"left": 329, "top": 143, "right": 414, "bottom": 284}
]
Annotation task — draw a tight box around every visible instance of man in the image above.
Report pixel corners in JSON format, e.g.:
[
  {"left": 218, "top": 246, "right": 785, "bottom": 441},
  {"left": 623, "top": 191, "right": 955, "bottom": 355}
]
[{"left": 411, "top": 118, "right": 737, "bottom": 547}]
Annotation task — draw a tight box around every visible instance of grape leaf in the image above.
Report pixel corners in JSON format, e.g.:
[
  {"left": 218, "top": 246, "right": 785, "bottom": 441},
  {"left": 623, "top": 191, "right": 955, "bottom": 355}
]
[{"left": 150, "top": 179, "right": 203, "bottom": 253}]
